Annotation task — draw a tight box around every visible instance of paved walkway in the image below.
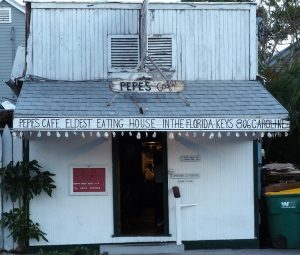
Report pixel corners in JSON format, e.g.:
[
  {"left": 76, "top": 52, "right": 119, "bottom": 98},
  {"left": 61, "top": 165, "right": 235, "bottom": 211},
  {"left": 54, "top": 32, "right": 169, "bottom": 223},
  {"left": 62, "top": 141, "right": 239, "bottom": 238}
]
[{"left": 140, "top": 250, "right": 300, "bottom": 255}]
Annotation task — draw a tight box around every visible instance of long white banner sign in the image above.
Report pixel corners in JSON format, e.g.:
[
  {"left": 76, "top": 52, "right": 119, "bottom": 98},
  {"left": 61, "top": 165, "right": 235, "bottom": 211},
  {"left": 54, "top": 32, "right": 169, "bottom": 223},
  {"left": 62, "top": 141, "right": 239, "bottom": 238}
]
[{"left": 13, "top": 117, "right": 290, "bottom": 131}]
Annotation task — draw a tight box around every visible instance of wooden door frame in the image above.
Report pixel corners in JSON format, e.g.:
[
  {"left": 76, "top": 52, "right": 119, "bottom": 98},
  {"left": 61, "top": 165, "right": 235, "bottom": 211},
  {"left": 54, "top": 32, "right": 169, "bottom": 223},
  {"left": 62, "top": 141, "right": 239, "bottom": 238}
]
[{"left": 112, "top": 132, "right": 170, "bottom": 236}]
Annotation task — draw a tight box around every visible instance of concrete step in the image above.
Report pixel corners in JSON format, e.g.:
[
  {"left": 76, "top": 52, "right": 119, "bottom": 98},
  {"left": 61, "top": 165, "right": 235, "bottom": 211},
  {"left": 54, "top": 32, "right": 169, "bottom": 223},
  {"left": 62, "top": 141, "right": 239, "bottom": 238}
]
[{"left": 100, "top": 242, "right": 184, "bottom": 255}]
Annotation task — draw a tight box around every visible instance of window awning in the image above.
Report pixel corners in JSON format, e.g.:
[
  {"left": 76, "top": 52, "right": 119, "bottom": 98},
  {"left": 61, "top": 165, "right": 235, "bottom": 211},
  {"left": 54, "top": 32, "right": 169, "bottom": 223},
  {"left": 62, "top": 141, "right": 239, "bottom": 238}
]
[{"left": 13, "top": 80, "right": 289, "bottom": 132}]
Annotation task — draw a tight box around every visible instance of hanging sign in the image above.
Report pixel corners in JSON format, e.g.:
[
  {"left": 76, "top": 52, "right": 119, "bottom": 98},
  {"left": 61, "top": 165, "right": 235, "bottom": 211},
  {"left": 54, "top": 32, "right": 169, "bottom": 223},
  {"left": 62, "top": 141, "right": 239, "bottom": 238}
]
[
  {"left": 14, "top": 117, "right": 290, "bottom": 132},
  {"left": 71, "top": 167, "right": 107, "bottom": 195},
  {"left": 110, "top": 80, "right": 185, "bottom": 93}
]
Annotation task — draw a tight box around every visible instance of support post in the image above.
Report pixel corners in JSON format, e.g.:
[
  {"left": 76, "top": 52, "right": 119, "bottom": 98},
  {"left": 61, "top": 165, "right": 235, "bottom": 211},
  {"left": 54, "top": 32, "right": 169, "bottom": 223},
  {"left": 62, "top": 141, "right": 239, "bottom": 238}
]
[
  {"left": 175, "top": 197, "right": 182, "bottom": 245},
  {"left": 172, "top": 186, "right": 197, "bottom": 246}
]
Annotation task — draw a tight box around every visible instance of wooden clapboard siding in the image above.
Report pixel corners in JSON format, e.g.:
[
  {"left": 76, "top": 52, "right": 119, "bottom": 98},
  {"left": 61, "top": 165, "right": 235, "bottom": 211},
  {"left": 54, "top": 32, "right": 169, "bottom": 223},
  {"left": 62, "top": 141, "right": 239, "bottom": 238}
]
[
  {"left": 27, "top": 3, "right": 256, "bottom": 81},
  {"left": 0, "top": 0, "right": 24, "bottom": 102},
  {"left": 28, "top": 136, "right": 254, "bottom": 245},
  {"left": 168, "top": 138, "right": 254, "bottom": 241}
]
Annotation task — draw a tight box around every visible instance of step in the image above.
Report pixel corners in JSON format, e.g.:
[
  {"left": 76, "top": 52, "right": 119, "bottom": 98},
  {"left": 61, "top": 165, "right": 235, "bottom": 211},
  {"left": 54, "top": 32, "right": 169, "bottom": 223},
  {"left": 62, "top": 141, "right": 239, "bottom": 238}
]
[{"left": 100, "top": 242, "right": 184, "bottom": 255}]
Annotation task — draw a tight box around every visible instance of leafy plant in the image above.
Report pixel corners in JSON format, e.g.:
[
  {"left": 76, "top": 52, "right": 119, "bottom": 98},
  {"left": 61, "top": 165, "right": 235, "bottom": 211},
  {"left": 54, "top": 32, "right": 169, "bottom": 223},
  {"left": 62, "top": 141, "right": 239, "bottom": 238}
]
[
  {"left": 38, "top": 249, "right": 70, "bottom": 255},
  {"left": 38, "top": 246, "right": 101, "bottom": 255},
  {"left": 0, "top": 160, "right": 56, "bottom": 251},
  {"left": 1, "top": 208, "right": 48, "bottom": 246},
  {"left": 71, "top": 246, "right": 99, "bottom": 255}
]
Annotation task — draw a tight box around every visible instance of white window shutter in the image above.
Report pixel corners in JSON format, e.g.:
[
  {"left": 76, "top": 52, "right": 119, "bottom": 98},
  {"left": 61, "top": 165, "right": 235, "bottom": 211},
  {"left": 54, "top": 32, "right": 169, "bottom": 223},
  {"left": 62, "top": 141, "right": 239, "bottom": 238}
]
[
  {"left": 108, "top": 35, "right": 139, "bottom": 71},
  {"left": 147, "top": 36, "right": 173, "bottom": 70},
  {"left": 0, "top": 8, "right": 11, "bottom": 23}
]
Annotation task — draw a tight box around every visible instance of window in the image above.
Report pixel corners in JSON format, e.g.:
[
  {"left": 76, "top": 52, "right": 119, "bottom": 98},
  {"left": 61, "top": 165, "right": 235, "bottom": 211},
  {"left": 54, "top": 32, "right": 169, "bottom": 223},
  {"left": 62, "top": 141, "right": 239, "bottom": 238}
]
[
  {"left": 0, "top": 7, "right": 11, "bottom": 23},
  {"left": 108, "top": 35, "right": 175, "bottom": 72}
]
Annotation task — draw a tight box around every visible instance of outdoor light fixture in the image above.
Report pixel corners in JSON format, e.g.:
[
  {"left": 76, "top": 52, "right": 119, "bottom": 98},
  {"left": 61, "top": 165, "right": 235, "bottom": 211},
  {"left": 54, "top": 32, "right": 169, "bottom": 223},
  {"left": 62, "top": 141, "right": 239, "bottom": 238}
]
[
  {"left": 145, "top": 132, "right": 148, "bottom": 137},
  {"left": 37, "top": 131, "right": 41, "bottom": 137},
  {"left": 244, "top": 132, "right": 248, "bottom": 137},
  {"left": 218, "top": 132, "right": 221, "bottom": 138},
  {"left": 104, "top": 132, "right": 109, "bottom": 138},
  {"left": 168, "top": 132, "right": 174, "bottom": 139},
  {"left": 267, "top": 132, "right": 272, "bottom": 138},
  {"left": 178, "top": 132, "right": 181, "bottom": 136},
  {"left": 235, "top": 132, "right": 240, "bottom": 138},
  {"left": 209, "top": 132, "right": 214, "bottom": 139},
  {"left": 185, "top": 132, "right": 189, "bottom": 137},
  {"left": 12, "top": 132, "right": 17, "bottom": 139},
  {"left": 113, "top": 132, "right": 116, "bottom": 138},
  {"left": 193, "top": 132, "right": 197, "bottom": 138},
  {"left": 227, "top": 132, "right": 230, "bottom": 136},
  {"left": 285, "top": 132, "right": 289, "bottom": 137},
  {"left": 81, "top": 132, "right": 85, "bottom": 138},
  {"left": 65, "top": 132, "right": 69, "bottom": 138},
  {"left": 152, "top": 132, "right": 157, "bottom": 138},
  {"left": 73, "top": 131, "right": 77, "bottom": 135},
  {"left": 96, "top": 131, "right": 101, "bottom": 138},
  {"left": 260, "top": 132, "right": 265, "bottom": 138},
  {"left": 47, "top": 131, "right": 51, "bottom": 136},
  {"left": 129, "top": 132, "right": 132, "bottom": 136},
  {"left": 90, "top": 132, "right": 93, "bottom": 137},
  {"left": 121, "top": 131, "right": 124, "bottom": 136},
  {"left": 202, "top": 132, "right": 205, "bottom": 137},
  {"left": 56, "top": 131, "right": 61, "bottom": 138},
  {"left": 136, "top": 132, "right": 141, "bottom": 139},
  {"left": 252, "top": 132, "right": 256, "bottom": 137}
]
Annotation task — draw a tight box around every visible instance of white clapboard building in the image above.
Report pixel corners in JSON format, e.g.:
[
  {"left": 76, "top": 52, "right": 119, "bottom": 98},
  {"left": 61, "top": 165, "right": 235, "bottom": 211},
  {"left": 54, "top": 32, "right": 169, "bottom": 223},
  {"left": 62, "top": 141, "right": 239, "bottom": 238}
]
[{"left": 10, "top": 0, "right": 289, "bottom": 252}]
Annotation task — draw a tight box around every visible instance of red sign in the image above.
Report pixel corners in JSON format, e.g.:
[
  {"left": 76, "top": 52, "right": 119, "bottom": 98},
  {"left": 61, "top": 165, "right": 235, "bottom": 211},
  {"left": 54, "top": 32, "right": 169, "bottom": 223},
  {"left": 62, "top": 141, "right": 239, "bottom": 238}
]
[{"left": 73, "top": 167, "right": 105, "bottom": 193}]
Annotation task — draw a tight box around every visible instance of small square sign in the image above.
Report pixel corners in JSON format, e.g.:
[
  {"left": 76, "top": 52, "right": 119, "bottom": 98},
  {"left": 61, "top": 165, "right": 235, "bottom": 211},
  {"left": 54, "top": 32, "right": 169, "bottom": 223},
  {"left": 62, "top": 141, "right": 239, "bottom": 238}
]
[{"left": 71, "top": 167, "right": 106, "bottom": 195}]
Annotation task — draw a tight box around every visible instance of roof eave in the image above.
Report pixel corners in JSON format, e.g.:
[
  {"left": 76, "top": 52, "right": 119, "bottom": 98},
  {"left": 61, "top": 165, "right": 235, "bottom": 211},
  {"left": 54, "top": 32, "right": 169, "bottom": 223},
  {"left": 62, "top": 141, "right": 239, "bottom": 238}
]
[{"left": 4, "top": 0, "right": 25, "bottom": 13}]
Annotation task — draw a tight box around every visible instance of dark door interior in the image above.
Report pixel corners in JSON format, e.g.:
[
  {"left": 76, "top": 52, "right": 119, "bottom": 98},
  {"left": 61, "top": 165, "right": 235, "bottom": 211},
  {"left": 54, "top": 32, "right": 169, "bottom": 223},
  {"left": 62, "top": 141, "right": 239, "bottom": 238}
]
[{"left": 114, "top": 132, "right": 167, "bottom": 236}]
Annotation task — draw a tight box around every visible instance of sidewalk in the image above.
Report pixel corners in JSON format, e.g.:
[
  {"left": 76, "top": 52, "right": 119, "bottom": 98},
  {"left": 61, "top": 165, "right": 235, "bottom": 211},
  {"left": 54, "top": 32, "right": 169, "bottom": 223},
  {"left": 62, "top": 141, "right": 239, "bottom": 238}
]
[{"left": 140, "top": 250, "right": 300, "bottom": 255}]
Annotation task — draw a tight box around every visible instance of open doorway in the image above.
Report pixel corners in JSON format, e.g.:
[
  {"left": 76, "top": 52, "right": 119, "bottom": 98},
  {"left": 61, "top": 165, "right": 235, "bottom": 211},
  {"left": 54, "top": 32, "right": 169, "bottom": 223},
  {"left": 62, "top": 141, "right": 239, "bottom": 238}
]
[{"left": 112, "top": 132, "right": 168, "bottom": 236}]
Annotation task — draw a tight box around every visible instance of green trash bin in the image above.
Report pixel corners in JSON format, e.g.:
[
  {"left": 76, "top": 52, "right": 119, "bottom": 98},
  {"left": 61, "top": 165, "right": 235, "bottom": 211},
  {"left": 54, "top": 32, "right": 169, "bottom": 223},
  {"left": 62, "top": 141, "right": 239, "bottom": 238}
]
[{"left": 266, "top": 192, "right": 300, "bottom": 248}]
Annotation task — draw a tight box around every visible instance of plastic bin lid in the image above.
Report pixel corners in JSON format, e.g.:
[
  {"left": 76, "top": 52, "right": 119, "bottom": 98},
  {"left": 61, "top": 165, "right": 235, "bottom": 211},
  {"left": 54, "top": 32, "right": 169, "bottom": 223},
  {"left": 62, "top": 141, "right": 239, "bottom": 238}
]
[{"left": 266, "top": 188, "right": 300, "bottom": 195}]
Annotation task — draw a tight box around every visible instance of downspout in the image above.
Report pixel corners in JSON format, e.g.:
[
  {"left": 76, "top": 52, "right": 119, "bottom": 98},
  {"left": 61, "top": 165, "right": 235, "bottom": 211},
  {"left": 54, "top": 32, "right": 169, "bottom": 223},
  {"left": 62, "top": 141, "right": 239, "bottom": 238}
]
[
  {"left": 23, "top": 3, "right": 31, "bottom": 249},
  {"left": 11, "top": 27, "right": 16, "bottom": 64},
  {"left": 24, "top": 2, "right": 31, "bottom": 78},
  {"left": 22, "top": 137, "right": 29, "bottom": 249}
]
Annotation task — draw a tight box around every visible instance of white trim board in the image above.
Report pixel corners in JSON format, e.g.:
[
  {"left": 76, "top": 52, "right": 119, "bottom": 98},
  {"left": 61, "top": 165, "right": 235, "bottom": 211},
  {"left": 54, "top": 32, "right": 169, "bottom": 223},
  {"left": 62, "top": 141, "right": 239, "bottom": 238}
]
[{"left": 3, "top": 0, "right": 25, "bottom": 14}]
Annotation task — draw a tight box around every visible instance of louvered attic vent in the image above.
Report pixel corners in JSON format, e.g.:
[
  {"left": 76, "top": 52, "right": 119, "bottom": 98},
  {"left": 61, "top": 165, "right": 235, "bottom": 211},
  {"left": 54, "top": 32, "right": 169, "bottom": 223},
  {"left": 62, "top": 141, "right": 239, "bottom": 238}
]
[
  {"left": 0, "top": 8, "right": 11, "bottom": 23},
  {"left": 109, "top": 36, "right": 139, "bottom": 70},
  {"left": 147, "top": 36, "right": 173, "bottom": 70}
]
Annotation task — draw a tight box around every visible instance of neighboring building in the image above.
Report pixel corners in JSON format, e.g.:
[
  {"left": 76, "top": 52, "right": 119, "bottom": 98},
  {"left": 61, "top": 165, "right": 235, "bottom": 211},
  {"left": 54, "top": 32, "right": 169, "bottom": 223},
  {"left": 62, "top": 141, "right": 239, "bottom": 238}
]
[
  {"left": 268, "top": 40, "right": 300, "bottom": 68},
  {"left": 0, "top": 3, "right": 24, "bottom": 249},
  {"left": 0, "top": 0, "right": 24, "bottom": 103},
  {"left": 11, "top": 0, "right": 289, "bottom": 251}
]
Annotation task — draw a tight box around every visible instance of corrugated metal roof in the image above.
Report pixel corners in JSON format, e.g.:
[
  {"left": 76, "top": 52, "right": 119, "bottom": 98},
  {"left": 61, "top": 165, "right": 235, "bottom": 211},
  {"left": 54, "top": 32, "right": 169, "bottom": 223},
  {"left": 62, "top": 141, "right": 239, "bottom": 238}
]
[{"left": 14, "top": 80, "right": 288, "bottom": 119}]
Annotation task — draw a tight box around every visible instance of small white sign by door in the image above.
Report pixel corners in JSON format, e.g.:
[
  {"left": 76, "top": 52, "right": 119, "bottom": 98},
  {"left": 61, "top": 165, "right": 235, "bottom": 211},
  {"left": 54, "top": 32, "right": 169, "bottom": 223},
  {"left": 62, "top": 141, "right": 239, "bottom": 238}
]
[{"left": 179, "top": 155, "right": 201, "bottom": 162}]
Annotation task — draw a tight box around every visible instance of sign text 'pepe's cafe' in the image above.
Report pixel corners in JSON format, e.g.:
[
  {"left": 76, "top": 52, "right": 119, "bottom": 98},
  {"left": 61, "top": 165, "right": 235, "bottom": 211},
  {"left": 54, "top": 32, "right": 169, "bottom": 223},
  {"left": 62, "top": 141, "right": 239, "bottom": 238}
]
[{"left": 13, "top": 117, "right": 289, "bottom": 132}]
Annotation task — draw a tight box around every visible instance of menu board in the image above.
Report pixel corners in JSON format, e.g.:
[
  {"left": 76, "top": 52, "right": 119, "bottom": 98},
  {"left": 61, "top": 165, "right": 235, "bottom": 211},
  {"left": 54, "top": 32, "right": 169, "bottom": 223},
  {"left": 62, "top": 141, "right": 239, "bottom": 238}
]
[{"left": 72, "top": 167, "right": 106, "bottom": 195}]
